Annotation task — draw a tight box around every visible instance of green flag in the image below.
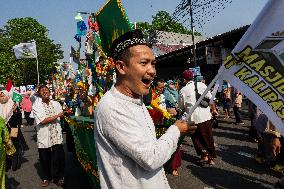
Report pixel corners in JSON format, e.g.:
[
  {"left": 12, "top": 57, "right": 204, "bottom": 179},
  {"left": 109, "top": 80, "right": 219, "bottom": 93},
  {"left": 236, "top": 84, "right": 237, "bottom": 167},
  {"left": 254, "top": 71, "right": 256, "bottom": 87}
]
[
  {"left": 12, "top": 92, "right": 23, "bottom": 102},
  {"left": 96, "top": 0, "right": 133, "bottom": 55}
]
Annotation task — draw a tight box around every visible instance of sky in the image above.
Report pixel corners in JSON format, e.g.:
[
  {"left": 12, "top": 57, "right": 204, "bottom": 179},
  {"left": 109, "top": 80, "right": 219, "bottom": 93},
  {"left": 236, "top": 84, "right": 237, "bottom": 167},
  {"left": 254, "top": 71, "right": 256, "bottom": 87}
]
[{"left": 0, "top": 0, "right": 268, "bottom": 62}]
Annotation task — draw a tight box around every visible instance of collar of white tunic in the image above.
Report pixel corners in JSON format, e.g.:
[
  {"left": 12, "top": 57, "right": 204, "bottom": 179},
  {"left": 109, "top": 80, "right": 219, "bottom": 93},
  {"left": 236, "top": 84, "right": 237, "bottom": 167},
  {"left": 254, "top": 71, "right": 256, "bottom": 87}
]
[{"left": 110, "top": 86, "right": 143, "bottom": 106}]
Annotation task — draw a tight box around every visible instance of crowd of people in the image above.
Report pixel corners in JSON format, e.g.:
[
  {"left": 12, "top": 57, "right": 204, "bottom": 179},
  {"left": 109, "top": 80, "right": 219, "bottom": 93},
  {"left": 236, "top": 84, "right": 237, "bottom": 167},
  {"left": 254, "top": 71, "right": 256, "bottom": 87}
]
[
  {"left": 93, "top": 29, "right": 284, "bottom": 189},
  {"left": 0, "top": 84, "right": 66, "bottom": 188},
  {"left": 0, "top": 29, "right": 284, "bottom": 189}
]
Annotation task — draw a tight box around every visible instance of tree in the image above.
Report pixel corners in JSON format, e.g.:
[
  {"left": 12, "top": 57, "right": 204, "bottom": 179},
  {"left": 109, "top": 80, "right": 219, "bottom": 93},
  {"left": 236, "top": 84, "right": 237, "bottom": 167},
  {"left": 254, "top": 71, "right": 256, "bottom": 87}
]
[
  {"left": 0, "top": 17, "right": 63, "bottom": 85},
  {"left": 136, "top": 11, "right": 201, "bottom": 39}
]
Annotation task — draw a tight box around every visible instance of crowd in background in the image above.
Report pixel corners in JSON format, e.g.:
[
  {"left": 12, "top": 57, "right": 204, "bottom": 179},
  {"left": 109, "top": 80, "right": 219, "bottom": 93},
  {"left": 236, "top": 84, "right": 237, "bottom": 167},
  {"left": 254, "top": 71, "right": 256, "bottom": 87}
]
[
  {"left": 142, "top": 70, "right": 284, "bottom": 183},
  {"left": 0, "top": 84, "right": 65, "bottom": 188},
  {"left": 1, "top": 71, "right": 284, "bottom": 188}
]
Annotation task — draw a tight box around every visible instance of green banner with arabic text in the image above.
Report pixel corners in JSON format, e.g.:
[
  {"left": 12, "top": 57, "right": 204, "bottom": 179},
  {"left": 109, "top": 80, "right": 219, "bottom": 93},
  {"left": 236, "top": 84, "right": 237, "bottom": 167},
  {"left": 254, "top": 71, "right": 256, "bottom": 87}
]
[{"left": 96, "top": 0, "right": 133, "bottom": 55}]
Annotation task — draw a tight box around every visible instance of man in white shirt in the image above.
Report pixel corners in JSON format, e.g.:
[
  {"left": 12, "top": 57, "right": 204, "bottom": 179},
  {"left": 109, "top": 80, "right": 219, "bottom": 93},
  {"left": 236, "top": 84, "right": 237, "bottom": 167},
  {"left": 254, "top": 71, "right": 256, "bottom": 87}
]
[
  {"left": 32, "top": 85, "right": 65, "bottom": 187},
  {"left": 178, "top": 70, "right": 216, "bottom": 165},
  {"left": 94, "top": 29, "right": 196, "bottom": 189}
]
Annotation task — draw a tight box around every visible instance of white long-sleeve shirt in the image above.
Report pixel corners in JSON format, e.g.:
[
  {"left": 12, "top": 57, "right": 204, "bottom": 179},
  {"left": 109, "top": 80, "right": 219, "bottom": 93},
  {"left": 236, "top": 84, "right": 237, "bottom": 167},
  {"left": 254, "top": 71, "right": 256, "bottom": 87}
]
[{"left": 94, "top": 86, "right": 180, "bottom": 189}]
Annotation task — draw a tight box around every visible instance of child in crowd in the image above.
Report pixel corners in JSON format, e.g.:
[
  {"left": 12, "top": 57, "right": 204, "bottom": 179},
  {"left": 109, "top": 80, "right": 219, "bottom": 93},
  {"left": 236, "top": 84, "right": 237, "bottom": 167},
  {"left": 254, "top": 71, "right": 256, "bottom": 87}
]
[
  {"left": 20, "top": 93, "right": 34, "bottom": 126},
  {"left": 233, "top": 92, "right": 244, "bottom": 125},
  {"left": 222, "top": 87, "right": 231, "bottom": 119}
]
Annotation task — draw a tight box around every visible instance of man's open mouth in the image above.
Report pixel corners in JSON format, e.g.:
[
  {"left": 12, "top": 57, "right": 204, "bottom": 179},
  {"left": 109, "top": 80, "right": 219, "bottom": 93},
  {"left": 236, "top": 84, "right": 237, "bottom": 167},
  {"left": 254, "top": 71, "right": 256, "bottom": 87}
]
[{"left": 142, "top": 78, "right": 152, "bottom": 85}]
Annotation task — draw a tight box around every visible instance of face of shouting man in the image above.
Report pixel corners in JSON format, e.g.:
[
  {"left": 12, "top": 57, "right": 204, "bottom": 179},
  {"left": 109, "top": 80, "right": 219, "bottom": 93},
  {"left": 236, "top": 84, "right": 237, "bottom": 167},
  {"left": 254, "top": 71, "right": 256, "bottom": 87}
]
[{"left": 115, "top": 45, "right": 156, "bottom": 98}]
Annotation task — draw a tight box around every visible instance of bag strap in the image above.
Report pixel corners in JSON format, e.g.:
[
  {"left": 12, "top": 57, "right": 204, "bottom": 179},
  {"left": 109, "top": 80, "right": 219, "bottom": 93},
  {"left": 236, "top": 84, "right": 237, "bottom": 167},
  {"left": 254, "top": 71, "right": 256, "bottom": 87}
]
[{"left": 194, "top": 80, "right": 199, "bottom": 101}]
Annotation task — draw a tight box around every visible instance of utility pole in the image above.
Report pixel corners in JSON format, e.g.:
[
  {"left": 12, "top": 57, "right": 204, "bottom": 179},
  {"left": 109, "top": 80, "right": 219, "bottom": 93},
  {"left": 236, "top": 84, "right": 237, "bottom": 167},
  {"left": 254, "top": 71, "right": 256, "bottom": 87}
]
[
  {"left": 174, "top": 0, "right": 233, "bottom": 68},
  {"left": 188, "top": 0, "right": 197, "bottom": 68}
]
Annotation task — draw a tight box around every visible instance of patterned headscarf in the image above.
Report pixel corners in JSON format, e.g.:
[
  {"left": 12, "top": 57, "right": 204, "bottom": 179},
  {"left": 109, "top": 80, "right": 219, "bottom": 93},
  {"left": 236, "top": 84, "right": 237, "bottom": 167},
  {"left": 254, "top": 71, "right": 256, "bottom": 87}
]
[{"left": 0, "top": 90, "right": 15, "bottom": 123}]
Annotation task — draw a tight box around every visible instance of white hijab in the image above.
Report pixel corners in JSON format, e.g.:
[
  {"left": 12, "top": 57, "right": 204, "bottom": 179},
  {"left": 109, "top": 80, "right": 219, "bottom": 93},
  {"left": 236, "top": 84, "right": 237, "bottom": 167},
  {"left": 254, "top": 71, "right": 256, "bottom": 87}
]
[{"left": 0, "top": 90, "right": 15, "bottom": 123}]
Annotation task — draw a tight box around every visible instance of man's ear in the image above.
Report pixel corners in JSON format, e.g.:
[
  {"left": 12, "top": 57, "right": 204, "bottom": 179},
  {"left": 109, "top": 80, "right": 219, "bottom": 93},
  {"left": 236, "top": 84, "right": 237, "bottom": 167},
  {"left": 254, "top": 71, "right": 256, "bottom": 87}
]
[{"left": 115, "top": 60, "right": 127, "bottom": 75}]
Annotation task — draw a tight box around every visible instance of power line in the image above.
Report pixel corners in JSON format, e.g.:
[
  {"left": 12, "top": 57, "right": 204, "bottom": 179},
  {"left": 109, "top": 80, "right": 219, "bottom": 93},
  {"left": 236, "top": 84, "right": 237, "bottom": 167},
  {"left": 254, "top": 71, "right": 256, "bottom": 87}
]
[
  {"left": 148, "top": 0, "right": 232, "bottom": 46},
  {"left": 172, "top": 0, "right": 233, "bottom": 33}
]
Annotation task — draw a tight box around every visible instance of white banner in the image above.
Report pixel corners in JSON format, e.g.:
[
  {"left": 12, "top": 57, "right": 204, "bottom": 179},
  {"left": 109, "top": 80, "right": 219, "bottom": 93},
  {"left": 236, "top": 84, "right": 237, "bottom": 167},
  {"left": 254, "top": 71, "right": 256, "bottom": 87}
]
[
  {"left": 219, "top": 0, "right": 284, "bottom": 134},
  {"left": 13, "top": 41, "right": 37, "bottom": 59}
]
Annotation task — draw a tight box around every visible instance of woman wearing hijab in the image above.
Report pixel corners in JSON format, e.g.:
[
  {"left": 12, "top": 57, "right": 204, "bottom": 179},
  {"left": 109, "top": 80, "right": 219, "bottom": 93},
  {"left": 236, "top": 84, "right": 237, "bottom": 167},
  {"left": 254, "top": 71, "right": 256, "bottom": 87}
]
[
  {"left": 0, "top": 90, "right": 25, "bottom": 171},
  {"left": 164, "top": 80, "right": 179, "bottom": 116},
  {"left": 0, "top": 90, "right": 15, "bottom": 123},
  {"left": 0, "top": 90, "right": 16, "bottom": 188},
  {"left": 163, "top": 80, "right": 181, "bottom": 176}
]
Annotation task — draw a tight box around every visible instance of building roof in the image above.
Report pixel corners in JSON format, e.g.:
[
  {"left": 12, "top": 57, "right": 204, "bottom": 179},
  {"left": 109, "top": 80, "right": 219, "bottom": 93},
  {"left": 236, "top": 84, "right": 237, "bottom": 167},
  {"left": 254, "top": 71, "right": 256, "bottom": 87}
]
[
  {"left": 156, "top": 25, "right": 250, "bottom": 61},
  {"left": 152, "top": 31, "right": 206, "bottom": 45},
  {"left": 152, "top": 44, "right": 184, "bottom": 57},
  {"left": 151, "top": 31, "right": 206, "bottom": 56}
]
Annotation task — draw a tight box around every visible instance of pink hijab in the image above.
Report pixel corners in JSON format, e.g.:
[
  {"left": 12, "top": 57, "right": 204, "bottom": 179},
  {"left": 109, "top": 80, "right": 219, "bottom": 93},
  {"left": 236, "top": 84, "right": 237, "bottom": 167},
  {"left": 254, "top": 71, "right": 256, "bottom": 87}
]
[{"left": 0, "top": 90, "right": 15, "bottom": 123}]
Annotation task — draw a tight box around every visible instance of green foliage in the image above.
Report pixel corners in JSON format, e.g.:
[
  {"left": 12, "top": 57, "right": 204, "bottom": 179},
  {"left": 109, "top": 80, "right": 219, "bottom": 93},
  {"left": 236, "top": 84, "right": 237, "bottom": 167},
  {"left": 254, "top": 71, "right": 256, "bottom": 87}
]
[
  {"left": 136, "top": 22, "right": 151, "bottom": 38},
  {"left": 136, "top": 11, "right": 201, "bottom": 38},
  {"left": 0, "top": 17, "right": 63, "bottom": 85}
]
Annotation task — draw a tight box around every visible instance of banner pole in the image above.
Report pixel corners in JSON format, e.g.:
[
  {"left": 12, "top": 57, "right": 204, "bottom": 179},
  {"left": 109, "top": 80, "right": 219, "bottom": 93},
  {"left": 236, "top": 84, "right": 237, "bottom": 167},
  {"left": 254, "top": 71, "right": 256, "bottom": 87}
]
[
  {"left": 36, "top": 56, "right": 40, "bottom": 85},
  {"left": 32, "top": 40, "right": 40, "bottom": 85},
  {"left": 70, "top": 51, "right": 72, "bottom": 65},
  {"left": 185, "top": 66, "right": 225, "bottom": 122}
]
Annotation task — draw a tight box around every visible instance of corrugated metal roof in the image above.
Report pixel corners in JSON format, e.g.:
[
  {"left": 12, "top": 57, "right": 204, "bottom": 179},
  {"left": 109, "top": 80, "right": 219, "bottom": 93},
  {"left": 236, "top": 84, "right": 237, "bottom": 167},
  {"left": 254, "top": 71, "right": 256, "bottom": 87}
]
[
  {"left": 152, "top": 31, "right": 206, "bottom": 45},
  {"left": 150, "top": 31, "right": 207, "bottom": 56},
  {"left": 156, "top": 25, "right": 250, "bottom": 60}
]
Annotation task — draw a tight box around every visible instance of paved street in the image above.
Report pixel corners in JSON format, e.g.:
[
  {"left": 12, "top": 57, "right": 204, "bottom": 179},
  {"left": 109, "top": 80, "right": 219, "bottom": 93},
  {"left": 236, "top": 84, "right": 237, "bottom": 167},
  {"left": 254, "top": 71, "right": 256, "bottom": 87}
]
[
  {"left": 168, "top": 115, "right": 280, "bottom": 189},
  {"left": 6, "top": 108, "right": 281, "bottom": 189},
  {"left": 5, "top": 125, "right": 91, "bottom": 189}
]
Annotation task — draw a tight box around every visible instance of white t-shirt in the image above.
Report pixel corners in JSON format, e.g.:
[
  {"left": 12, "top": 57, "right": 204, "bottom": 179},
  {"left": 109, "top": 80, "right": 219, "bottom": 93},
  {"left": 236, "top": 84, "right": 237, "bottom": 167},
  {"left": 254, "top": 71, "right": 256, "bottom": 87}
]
[{"left": 178, "top": 81, "right": 212, "bottom": 124}]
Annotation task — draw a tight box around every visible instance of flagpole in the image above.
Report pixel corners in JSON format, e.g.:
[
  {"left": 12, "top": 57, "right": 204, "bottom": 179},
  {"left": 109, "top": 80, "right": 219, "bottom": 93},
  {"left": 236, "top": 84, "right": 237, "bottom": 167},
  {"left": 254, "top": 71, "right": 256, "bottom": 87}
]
[
  {"left": 70, "top": 50, "right": 72, "bottom": 65},
  {"left": 36, "top": 56, "right": 40, "bottom": 85},
  {"left": 33, "top": 40, "right": 40, "bottom": 85}
]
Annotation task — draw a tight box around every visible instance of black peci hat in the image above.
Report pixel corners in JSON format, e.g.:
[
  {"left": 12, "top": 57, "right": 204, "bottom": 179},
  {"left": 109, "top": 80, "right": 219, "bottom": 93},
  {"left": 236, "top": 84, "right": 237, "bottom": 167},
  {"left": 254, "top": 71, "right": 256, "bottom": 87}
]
[{"left": 110, "top": 29, "right": 150, "bottom": 60}]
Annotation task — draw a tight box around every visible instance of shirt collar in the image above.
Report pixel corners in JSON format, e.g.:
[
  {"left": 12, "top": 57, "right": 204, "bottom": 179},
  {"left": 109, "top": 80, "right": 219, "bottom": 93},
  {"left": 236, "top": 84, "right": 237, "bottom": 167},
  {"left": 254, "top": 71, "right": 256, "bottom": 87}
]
[{"left": 111, "top": 86, "right": 143, "bottom": 105}]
